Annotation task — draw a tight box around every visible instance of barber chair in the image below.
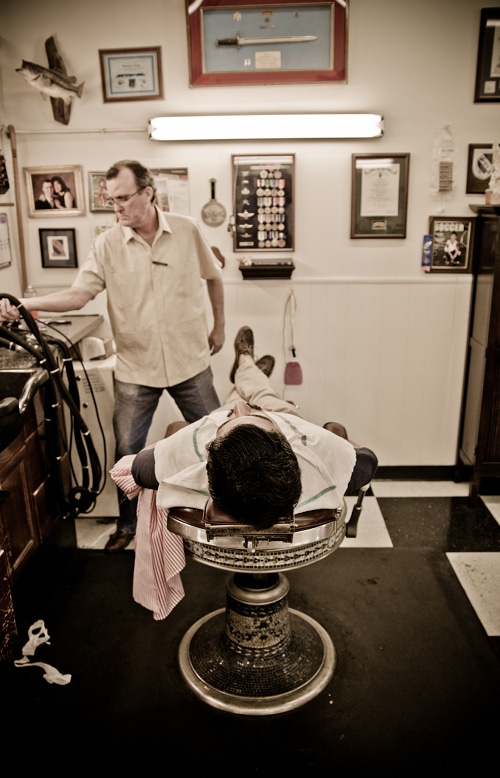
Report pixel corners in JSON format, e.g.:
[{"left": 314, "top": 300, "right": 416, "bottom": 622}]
[
  {"left": 168, "top": 501, "right": 345, "bottom": 716},
  {"left": 165, "top": 421, "right": 369, "bottom": 716}
]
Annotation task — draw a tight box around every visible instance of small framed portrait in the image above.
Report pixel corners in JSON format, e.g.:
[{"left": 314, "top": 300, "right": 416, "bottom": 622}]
[
  {"left": 427, "top": 217, "right": 475, "bottom": 273},
  {"left": 24, "top": 166, "right": 85, "bottom": 218},
  {"left": 474, "top": 7, "right": 500, "bottom": 102},
  {"left": 89, "top": 172, "right": 115, "bottom": 212},
  {"left": 466, "top": 144, "right": 494, "bottom": 194},
  {"left": 99, "top": 47, "right": 163, "bottom": 102},
  {"left": 39, "top": 228, "right": 78, "bottom": 268}
]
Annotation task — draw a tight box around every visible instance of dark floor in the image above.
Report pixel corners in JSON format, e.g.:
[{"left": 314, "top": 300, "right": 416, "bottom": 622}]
[{"left": 1, "top": 482, "right": 500, "bottom": 775}]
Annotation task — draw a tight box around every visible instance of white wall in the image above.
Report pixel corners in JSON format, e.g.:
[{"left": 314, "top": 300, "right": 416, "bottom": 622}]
[{"left": 0, "top": 0, "right": 497, "bottom": 465}]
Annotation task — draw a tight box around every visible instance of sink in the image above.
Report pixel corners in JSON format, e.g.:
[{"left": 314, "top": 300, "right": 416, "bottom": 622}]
[{"left": 0, "top": 367, "right": 49, "bottom": 450}]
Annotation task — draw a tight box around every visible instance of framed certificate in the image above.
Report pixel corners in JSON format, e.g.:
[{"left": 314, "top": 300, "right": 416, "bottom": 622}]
[
  {"left": 351, "top": 154, "right": 410, "bottom": 239},
  {"left": 99, "top": 47, "right": 163, "bottom": 102},
  {"left": 232, "top": 153, "right": 295, "bottom": 252},
  {"left": 474, "top": 7, "right": 500, "bottom": 103},
  {"left": 186, "top": 0, "right": 347, "bottom": 86}
]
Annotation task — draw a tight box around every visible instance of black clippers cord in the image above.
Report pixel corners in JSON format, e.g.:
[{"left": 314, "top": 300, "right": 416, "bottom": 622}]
[
  {"left": 44, "top": 331, "right": 108, "bottom": 501},
  {"left": 1, "top": 294, "right": 103, "bottom": 515}
]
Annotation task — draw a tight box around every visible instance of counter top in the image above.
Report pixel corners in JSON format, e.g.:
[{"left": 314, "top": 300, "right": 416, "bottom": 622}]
[
  {"left": 0, "top": 314, "right": 104, "bottom": 370},
  {"left": 37, "top": 314, "right": 104, "bottom": 344}
]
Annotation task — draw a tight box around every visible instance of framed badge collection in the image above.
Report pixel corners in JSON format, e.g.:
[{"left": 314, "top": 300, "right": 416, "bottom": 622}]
[{"left": 232, "top": 154, "right": 295, "bottom": 252}]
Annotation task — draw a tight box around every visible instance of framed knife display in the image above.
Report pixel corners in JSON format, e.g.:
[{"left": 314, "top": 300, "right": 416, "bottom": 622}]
[
  {"left": 186, "top": 0, "right": 347, "bottom": 86},
  {"left": 232, "top": 154, "right": 295, "bottom": 252}
]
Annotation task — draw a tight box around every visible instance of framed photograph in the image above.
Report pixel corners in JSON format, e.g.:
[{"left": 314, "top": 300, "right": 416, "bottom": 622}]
[
  {"left": 427, "top": 217, "right": 475, "bottom": 273},
  {"left": 39, "top": 228, "right": 78, "bottom": 268},
  {"left": 24, "top": 166, "right": 85, "bottom": 218},
  {"left": 351, "top": 154, "right": 410, "bottom": 238},
  {"left": 474, "top": 7, "right": 500, "bottom": 102},
  {"left": 232, "top": 153, "right": 295, "bottom": 252},
  {"left": 89, "top": 172, "right": 114, "bottom": 212},
  {"left": 466, "top": 143, "right": 494, "bottom": 194},
  {"left": 187, "top": 0, "right": 347, "bottom": 87},
  {"left": 99, "top": 47, "right": 163, "bottom": 102}
]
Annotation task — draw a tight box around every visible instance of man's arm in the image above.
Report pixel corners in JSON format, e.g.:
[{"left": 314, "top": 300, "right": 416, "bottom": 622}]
[
  {"left": 206, "top": 276, "right": 225, "bottom": 354},
  {"left": 0, "top": 287, "right": 93, "bottom": 322},
  {"left": 132, "top": 448, "right": 158, "bottom": 489},
  {"left": 345, "top": 448, "right": 378, "bottom": 494}
]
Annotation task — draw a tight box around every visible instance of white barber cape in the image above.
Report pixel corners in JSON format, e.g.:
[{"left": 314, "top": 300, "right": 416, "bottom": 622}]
[
  {"left": 155, "top": 410, "right": 356, "bottom": 514},
  {"left": 111, "top": 411, "right": 356, "bottom": 621}
]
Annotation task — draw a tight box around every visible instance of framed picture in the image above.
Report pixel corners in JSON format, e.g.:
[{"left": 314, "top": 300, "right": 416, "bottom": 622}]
[
  {"left": 186, "top": 0, "right": 347, "bottom": 87},
  {"left": 232, "top": 153, "right": 295, "bottom": 252},
  {"left": 427, "top": 217, "right": 475, "bottom": 273},
  {"left": 474, "top": 7, "right": 500, "bottom": 102},
  {"left": 89, "top": 172, "right": 115, "bottom": 212},
  {"left": 150, "top": 167, "right": 191, "bottom": 214},
  {"left": 0, "top": 213, "right": 13, "bottom": 269},
  {"left": 466, "top": 144, "right": 494, "bottom": 194},
  {"left": 99, "top": 47, "right": 163, "bottom": 102},
  {"left": 24, "top": 166, "right": 85, "bottom": 218},
  {"left": 39, "top": 228, "right": 78, "bottom": 268},
  {"left": 351, "top": 154, "right": 410, "bottom": 238}
]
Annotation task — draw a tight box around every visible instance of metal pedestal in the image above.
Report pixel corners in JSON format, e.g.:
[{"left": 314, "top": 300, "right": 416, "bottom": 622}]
[{"left": 178, "top": 571, "right": 335, "bottom": 716}]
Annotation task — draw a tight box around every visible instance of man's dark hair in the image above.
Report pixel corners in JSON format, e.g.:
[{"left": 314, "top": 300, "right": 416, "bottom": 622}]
[
  {"left": 106, "top": 159, "right": 157, "bottom": 203},
  {"left": 205, "top": 424, "right": 302, "bottom": 529}
]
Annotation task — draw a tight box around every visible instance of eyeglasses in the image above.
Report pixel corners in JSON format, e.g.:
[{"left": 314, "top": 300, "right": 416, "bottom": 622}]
[{"left": 110, "top": 188, "right": 144, "bottom": 205}]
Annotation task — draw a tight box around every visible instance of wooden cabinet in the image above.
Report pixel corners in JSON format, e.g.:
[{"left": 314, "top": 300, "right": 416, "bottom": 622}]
[
  {"left": 458, "top": 206, "right": 500, "bottom": 496},
  {"left": 0, "top": 385, "right": 71, "bottom": 584}
]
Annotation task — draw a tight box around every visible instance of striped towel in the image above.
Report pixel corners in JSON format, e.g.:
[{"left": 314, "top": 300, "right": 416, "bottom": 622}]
[{"left": 110, "top": 455, "right": 186, "bottom": 620}]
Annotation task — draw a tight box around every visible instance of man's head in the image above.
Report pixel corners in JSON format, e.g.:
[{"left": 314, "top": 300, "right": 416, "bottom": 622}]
[
  {"left": 105, "top": 160, "right": 157, "bottom": 228},
  {"left": 41, "top": 179, "right": 54, "bottom": 199},
  {"left": 206, "top": 404, "right": 302, "bottom": 529}
]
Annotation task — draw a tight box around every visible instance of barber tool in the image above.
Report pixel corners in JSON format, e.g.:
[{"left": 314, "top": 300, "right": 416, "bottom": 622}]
[
  {"left": 284, "top": 289, "right": 303, "bottom": 385},
  {"left": 201, "top": 178, "right": 226, "bottom": 227}
]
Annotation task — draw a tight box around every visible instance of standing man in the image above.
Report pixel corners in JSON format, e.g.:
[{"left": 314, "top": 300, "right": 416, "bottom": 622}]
[{"left": 0, "top": 160, "right": 225, "bottom": 552}]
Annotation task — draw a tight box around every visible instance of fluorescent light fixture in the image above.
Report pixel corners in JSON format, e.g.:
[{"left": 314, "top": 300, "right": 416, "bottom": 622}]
[{"left": 148, "top": 114, "right": 384, "bottom": 141}]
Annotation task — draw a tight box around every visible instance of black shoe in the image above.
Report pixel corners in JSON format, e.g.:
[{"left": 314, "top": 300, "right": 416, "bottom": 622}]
[
  {"left": 255, "top": 354, "right": 275, "bottom": 377},
  {"left": 230, "top": 326, "right": 254, "bottom": 383},
  {"left": 104, "top": 529, "right": 135, "bottom": 553}
]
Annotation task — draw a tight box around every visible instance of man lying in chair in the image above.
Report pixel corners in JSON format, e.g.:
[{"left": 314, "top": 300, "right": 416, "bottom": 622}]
[{"left": 131, "top": 326, "right": 378, "bottom": 530}]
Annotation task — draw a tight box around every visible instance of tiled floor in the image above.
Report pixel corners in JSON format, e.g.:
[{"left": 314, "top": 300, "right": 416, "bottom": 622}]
[{"left": 75, "top": 479, "right": 500, "bottom": 647}]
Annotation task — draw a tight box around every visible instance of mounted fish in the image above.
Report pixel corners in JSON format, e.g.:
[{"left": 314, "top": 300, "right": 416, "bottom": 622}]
[{"left": 16, "top": 36, "right": 84, "bottom": 125}]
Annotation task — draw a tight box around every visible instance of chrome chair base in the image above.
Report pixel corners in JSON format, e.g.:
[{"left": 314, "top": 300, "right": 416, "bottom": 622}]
[{"left": 178, "top": 571, "right": 335, "bottom": 716}]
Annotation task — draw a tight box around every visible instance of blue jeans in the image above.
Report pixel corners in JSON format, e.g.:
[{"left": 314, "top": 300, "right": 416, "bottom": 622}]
[{"left": 113, "top": 367, "right": 219, "bottom": 533}]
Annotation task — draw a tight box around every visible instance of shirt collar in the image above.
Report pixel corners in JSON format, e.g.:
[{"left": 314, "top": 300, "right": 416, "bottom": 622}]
[{"left": 122, "top": 205, "right": 173, "bottom": 243}]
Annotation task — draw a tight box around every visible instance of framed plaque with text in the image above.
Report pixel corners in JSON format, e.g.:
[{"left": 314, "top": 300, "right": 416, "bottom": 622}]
[{"left": 351, "top": 154, "right": 410, "bottom": 239}]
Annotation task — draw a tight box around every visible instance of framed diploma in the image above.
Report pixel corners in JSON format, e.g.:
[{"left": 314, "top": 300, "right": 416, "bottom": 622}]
[
  {"left": 427, "top": 216, "right": 475, "bottom": 273},
  {"left": 474, "top": 7, "right": 500, "bottom": 103},
  {"left": 232, "top": 153, "right": 295, "bottom": 252},
  {"left": 351, "top": 154, "right": 410, "bottom": 239},
  {"left": 186, "top": 0, "right": 347, "bottom": 87},
  {"left": 99, "top": 47, "right": 163, "bottom": 102}
]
